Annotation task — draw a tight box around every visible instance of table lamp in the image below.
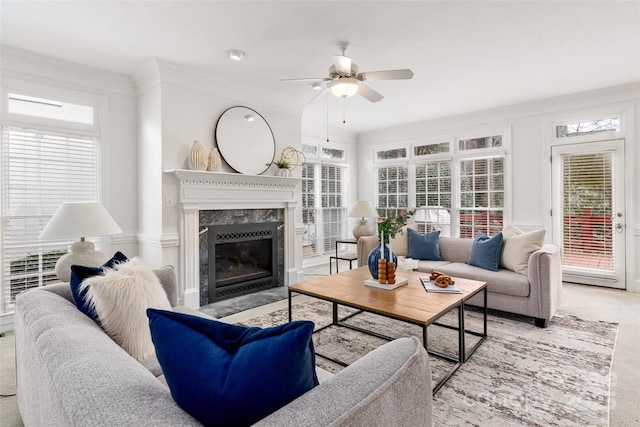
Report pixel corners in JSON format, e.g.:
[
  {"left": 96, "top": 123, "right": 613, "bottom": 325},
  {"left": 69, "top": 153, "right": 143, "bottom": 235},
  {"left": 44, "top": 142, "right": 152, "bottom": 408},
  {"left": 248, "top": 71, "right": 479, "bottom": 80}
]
[
  {"left": 348, "top": 200, "right": 379, "bottom": 240},
  {"left": 38, "top": 201, "right": 123, "bottom": 282}
]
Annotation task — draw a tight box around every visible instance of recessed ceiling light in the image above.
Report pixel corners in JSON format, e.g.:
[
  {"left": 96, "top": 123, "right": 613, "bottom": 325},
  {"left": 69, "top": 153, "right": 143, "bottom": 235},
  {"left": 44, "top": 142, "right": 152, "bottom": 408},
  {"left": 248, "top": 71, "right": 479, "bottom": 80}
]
[
  {"left": 244, "top": 114, "right": 256, "bottom": 122},
  {"left": 228, "top": 49, "right": 245, "bottom": 61},
  {"left": 311, "top": 82, "right": 323, "bottom": 91}
]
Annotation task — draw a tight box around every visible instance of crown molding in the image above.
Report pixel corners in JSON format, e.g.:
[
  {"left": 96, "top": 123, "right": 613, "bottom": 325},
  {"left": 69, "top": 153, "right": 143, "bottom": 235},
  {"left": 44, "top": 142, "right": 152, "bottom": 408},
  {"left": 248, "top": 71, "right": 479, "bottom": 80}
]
[
  {"left": 358, "top": 82, "right": 640, "bottom": 143},
  {"left": 133, "top": 57, "right": 305, "bottom": 117},
  {"left": 0, "top": 46, "right": 136, "bottom": 96}
]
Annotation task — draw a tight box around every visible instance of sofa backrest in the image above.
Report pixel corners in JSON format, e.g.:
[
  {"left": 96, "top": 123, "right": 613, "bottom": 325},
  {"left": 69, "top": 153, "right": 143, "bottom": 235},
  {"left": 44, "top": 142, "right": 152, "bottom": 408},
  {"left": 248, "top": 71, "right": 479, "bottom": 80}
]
[
  {"left": 38, "top": 265, "right": 179, "bottom": 307},
  {"left": 438, "top": 236, "right": 473, "bottom": 263}
]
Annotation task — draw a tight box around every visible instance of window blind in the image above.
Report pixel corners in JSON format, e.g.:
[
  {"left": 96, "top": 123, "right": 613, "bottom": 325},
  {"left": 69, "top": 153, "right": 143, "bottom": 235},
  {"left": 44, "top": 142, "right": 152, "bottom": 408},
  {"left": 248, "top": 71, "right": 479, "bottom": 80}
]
[
  {"left": 1, "top": 126, "right": 100, "bottom": 314},
  {"left": 561, "top": 152, "right": 614, "bottom": 270}
]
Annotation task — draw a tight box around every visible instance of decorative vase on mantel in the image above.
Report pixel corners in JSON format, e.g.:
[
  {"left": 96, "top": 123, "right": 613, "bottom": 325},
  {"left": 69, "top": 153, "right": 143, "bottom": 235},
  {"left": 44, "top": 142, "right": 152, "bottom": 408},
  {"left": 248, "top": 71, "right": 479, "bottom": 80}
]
[
  {"left": 367, "top": 244, "right": 397, "bottom": 280},
  {"left": 188, "top": 140, "right": 208, "bottom": 171}
]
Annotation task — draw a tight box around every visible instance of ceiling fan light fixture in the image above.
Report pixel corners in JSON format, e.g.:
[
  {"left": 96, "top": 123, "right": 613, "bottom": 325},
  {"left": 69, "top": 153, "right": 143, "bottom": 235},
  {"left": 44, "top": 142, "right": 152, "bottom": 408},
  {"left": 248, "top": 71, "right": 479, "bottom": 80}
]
[
  {"left": 329, "top": 77, "right": 360, "bottom": 98},
  {"left": 228, "top": 49, "right": 245, "bottom": 61}
]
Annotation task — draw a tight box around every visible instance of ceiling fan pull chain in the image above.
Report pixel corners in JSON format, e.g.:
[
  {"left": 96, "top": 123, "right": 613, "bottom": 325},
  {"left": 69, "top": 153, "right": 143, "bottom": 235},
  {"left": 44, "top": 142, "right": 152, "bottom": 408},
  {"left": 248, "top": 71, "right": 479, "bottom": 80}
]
[
  {"left": 342, "top": 98, "right": 346, "bottom": 124},
  {"left": 326, "top": 93, "right": 330, "bottom": 142}
]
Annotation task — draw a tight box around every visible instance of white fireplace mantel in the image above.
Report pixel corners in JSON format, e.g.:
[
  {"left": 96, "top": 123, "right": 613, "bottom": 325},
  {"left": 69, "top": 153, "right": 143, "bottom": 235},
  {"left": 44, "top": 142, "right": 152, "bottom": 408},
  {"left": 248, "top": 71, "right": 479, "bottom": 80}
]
[{"left": 166, "top": 169, "right": 301, "bottom": 308}]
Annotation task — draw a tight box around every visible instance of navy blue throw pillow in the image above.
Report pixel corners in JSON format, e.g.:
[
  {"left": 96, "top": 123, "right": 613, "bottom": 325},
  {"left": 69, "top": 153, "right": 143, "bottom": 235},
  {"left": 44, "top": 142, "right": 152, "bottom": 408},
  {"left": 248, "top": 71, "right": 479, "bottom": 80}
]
[
  {"left": 69, "top": 251, "right": 128, "bottom": 323},
  {"left": 147, "top": 309, "right": 319, "bottom": 426},
  {"left": 407, "top": 228, "right": 443, "bottom": 261},
  {"left": 467, "top": 232, "right": 504, "bottom": 271}
]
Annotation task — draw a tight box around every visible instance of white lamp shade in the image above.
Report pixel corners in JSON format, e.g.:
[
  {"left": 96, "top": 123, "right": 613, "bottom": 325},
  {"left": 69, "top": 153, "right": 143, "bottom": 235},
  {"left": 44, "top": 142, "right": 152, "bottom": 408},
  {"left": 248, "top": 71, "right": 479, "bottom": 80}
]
[
  {"left": 38, "top": 201, "right": 122, "bottom": 240},
  {"left": 348, "top": 200, "right": 379, "bottom": 219},
  {"left": 329, "top": 77, "right": 360, "bottom": 98}
]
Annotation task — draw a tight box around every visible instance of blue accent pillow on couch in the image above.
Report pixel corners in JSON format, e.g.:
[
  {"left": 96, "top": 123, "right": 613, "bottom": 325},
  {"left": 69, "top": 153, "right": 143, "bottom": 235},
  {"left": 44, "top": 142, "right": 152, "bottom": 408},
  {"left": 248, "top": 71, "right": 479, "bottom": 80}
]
[
  {"left": 69, "top": 251, "right": 128, "bottom": 323},
  {"left": 467, "top": 232, "right": 504, "bottom": 271},
  {"left": 147, "top": 309, "right": 319, "bottom": 426},
  {"left": 407, "top": 228, "right": 443, "bottom": 260}
]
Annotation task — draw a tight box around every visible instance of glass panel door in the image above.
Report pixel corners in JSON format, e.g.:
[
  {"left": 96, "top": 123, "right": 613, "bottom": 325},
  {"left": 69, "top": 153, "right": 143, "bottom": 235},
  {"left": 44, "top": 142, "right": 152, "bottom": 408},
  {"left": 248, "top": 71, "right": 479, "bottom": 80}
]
[{"left": 551, "top": 140, "right": 625, "bottom": 288}]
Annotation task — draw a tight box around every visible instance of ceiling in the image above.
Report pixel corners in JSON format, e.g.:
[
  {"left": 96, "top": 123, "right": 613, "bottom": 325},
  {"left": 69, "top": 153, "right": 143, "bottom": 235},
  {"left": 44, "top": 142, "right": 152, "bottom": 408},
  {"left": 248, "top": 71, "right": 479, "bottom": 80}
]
[{"left": 2, "top": 1, "right": 639, "bottom": 133}]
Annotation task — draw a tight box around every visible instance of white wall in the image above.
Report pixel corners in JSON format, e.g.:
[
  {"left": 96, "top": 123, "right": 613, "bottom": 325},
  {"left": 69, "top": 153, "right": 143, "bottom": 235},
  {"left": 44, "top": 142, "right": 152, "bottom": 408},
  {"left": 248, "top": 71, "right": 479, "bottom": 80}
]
[{"left": 357, "top": 83, "right": 640, "bottom": 292}]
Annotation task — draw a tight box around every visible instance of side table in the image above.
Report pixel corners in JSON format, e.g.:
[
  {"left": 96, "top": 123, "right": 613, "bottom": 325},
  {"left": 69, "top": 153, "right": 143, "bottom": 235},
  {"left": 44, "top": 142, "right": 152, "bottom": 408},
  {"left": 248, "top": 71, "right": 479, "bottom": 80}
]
[{"left": 329, "top": 238, "right": 358, "bottom": 274}]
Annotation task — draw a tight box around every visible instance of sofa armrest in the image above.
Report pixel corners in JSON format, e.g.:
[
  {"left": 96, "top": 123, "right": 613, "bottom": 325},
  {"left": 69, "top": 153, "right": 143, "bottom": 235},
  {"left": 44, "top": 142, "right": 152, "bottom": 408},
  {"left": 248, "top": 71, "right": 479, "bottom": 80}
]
[
  {"left": 357, "top": 235, "right": 380, "bottom": 267},
  {"left": 528, "top": 244, "right": 563, "bottom": 321},
  {"left": 255, "top": 336, "right": 432, "bottom": 426}
]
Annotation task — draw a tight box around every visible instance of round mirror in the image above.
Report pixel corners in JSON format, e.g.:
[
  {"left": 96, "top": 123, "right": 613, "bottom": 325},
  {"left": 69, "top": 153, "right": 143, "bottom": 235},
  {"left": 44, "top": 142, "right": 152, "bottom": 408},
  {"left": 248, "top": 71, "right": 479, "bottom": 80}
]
[{"left": 215, "top": 106, "right": 275, "bottom": 175}]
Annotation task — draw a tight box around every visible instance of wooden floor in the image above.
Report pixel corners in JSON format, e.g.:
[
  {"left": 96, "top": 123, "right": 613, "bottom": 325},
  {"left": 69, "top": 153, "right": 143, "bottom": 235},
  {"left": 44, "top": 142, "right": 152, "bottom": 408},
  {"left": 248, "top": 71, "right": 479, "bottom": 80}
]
[{"left": 563, "top": 251, "right": 614, "bottom": 270}]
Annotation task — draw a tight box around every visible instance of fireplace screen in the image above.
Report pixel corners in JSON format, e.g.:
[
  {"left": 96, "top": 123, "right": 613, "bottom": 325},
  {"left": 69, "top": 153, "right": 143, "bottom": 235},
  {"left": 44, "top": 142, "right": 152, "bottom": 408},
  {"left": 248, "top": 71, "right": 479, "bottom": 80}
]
[{"left": 208, "top": 222, "right": 278, "bottom": 303}]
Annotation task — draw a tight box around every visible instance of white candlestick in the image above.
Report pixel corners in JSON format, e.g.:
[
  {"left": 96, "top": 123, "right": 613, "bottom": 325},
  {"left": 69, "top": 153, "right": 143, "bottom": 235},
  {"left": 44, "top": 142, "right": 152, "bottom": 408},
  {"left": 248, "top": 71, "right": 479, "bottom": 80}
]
[
  {"left": 380, "top": 230, "right": 383, "bottom": 257},
  {"left": 388, "top": 239, "right": 392, "bottom": 263}
]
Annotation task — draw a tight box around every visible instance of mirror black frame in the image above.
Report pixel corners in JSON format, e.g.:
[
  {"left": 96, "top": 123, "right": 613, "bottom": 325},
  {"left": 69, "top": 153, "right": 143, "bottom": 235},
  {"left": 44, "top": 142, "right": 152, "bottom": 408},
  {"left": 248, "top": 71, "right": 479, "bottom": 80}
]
[{"left": 214, "top": 106, "right": 275, "bottom": 175}]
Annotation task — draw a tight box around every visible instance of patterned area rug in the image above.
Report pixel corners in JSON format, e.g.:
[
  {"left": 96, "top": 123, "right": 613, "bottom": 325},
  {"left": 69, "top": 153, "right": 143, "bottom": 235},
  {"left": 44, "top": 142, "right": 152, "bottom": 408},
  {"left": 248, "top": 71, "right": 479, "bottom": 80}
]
[{"left": 239, "top": 300, "right": 619, "bottom": 427}]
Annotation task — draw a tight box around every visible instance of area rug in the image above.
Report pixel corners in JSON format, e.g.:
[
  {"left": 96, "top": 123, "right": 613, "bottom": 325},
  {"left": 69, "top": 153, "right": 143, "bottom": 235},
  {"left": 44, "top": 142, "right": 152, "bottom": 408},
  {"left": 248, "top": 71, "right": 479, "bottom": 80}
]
[{"left": 239, "top": 300, "right": 619, "bottom": 427}]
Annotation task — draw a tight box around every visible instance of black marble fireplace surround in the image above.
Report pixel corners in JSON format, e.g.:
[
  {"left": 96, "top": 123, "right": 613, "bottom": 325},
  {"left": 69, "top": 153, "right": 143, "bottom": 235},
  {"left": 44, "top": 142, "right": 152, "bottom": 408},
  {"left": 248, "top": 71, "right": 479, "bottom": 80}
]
[{"left": 199, "top": 209, "right": 284, "bottom": 305}]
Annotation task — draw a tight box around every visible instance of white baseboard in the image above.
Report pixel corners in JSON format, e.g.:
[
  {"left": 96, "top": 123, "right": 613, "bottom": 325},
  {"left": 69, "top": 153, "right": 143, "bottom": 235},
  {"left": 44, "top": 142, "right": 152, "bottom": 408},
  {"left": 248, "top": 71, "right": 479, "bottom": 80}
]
[{"left": 0, "top": 313, "right": 14, "bottom": 334}]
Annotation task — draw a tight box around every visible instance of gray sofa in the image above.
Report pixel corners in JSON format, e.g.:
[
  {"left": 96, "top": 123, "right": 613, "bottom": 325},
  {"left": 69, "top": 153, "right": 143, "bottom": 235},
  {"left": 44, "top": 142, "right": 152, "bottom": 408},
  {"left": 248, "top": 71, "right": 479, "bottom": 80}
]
[
  {"left": 357, "top": 232, "right": 562, "bottom": 328},
  {"left": 15, "top": 267, "right": 433, "bottom": 426}
]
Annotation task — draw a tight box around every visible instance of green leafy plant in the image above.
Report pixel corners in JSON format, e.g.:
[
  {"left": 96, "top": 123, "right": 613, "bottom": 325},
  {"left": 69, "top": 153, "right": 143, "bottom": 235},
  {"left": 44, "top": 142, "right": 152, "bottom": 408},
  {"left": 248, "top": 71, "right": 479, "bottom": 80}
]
[
  {"left": 274, "top": 159, "right": 290, "bottom": 169},
  {"left": 377, "top": 210, "right": 414, "bottom": 244}
]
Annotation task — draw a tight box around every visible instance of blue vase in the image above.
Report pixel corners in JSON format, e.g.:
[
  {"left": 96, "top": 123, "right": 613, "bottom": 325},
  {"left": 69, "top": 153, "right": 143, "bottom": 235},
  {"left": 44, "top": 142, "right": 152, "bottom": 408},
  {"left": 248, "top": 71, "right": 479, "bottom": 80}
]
[{"left": 367, "top": 244, "right": 398, "bottom": 280}]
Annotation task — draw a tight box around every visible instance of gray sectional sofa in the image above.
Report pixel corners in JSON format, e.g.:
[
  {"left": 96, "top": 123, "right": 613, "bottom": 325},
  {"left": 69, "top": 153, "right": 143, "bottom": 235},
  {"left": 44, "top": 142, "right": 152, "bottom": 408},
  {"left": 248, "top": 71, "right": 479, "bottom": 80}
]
[
  {"left": 357, "top": 232, "right": 562, "bottom": 327},
  {"left": 15, "top": 267, "right": 433, "bottom": 426}
]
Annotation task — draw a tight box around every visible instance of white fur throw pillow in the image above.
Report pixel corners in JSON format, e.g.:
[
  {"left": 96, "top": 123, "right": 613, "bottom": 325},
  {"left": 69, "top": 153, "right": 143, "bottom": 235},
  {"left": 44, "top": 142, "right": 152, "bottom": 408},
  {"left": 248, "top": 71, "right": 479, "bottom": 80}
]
[
  {"left": 500, "top": 224, "right": 546, "bottom": 275},
  {"left": 81, "top": 258, "right": 172, "bottom": 361}
]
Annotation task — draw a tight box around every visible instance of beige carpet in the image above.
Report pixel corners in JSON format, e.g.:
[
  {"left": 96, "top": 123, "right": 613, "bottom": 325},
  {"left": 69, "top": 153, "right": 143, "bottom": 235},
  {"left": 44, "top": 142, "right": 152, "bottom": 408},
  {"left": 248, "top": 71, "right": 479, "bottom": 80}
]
[{"left": 240, "top": 300, "right": 619, "bottom": 427}]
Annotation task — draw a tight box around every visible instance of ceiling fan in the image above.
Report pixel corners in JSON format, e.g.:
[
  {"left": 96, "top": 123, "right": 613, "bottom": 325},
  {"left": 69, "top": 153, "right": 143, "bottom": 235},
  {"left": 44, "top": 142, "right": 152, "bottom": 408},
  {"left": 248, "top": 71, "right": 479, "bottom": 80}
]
[{"left": 281, "top": 41, "right": 414, "bottom": 104}]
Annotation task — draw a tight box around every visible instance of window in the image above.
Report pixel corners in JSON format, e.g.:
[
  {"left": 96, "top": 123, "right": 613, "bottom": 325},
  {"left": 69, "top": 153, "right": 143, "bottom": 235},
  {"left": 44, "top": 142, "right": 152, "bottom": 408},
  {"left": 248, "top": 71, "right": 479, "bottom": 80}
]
[
  {"left": 8, "top": 93, "right": 95, "bottom": 125},
  {"left": 459, "top": 157, "right": 504, "bottom": 237},
  {"left": 1, "top": 93, "right": 100, "bottom": 315},
  {"left": 321, "top": 164, "right": 344, "bottom": 253},
  {"left": 555, "top": 118, "right": 620, "bottom": 138},
  {"left": 373, "top": 128, "right": 507, "bottom": 238},
  {"left": 376, "top": 147, "right": 407, "bottom": 161},
  {"left": 301, "top": 164, "right": 317, "bottom": 256},
  {"left": 458, "top": 135, "right": 503, "bottom": 151},
  {"left": 415, "top": 161, "right": 452, "bottom": 236},
  {"left": 300, "top": 142, "right": 348, "bottom": 257},
  {"left": 377, "top": 165, "right": 409, "bottom": 218}
]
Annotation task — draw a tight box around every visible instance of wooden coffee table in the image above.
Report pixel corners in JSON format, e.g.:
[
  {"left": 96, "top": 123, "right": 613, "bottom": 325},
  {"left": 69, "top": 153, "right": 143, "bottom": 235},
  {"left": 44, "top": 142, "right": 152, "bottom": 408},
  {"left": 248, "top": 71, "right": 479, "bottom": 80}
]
[{"left": 288, "top": 266, "right": 487, "bottom": 393}]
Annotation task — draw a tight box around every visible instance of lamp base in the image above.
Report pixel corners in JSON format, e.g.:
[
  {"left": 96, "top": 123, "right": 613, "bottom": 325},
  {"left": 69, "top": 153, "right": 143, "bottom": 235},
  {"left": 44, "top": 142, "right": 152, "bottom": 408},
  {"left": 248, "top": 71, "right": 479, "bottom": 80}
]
[
  {"left": 353, "top": 219, "right": 375, "bottom": 240},
  {"left": 55, "top": 240, "right": 109, "bottom": 282}
]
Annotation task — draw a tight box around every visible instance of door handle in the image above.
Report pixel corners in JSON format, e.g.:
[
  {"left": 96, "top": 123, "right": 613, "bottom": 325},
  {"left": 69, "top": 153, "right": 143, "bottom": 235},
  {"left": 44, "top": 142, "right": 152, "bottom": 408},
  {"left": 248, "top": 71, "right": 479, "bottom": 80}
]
[{"left": 615, "top": 223, "right": 624, "bottom": 233}]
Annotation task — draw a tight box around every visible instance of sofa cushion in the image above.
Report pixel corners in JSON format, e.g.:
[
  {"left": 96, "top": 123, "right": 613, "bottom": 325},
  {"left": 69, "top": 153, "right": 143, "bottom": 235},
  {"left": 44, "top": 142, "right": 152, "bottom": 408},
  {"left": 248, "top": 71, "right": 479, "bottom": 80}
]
[
  {"left": 147, "top": 309, "right": 319, "bottom": 426},
  {"left": 438, "top": 263, "right": 530, "bottom": 297},
  {"left": 69, "top": 251, "right": 128, "bottom": 323},
  {"left": 407, "top": 229, "right": 443, "bottom": 261},
  {"left": 467, "top": 232, "right": 503, "bottom": 272},
  {"left": 81, "top": 258, "right": 172, "bottom": 361},
  {"left": 415, "top": 259, "right": 452, "bottom": 273},
  {"left": 500, "top": 224, "right": 546, "bottom": 275}
]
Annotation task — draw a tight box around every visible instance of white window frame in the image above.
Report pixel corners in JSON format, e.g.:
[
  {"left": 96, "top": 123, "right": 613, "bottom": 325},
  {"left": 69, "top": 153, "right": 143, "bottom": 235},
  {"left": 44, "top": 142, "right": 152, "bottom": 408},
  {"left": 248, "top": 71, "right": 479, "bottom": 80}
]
[
  {"left": 301, "top": 140, "right": 349, "bottom": 257},
  {"left": 373, "top": 126, "right": 511, "bottom": 237},
  {"left": 0, "top": 84, "right": 106, "bottom": 316}
]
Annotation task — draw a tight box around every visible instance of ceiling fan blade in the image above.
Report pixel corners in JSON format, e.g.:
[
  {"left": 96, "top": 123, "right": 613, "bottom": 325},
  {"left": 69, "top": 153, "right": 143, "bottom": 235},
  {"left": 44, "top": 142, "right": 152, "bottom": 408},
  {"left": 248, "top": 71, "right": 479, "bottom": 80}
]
[
  {"left": 280, "top": 77, "right": 330, "bottom": 82},
  {"left": 356, "top": 69, "right": 414, "bottom": 81},
  {"left": 307, "top": 88, "right": 329, "bottom": 104},
  {"left": 358, "top": 84, "right": 384, "bottom": 103},
  {"left": 333, "top": 55, "right": 352, "bottom": 75}
]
